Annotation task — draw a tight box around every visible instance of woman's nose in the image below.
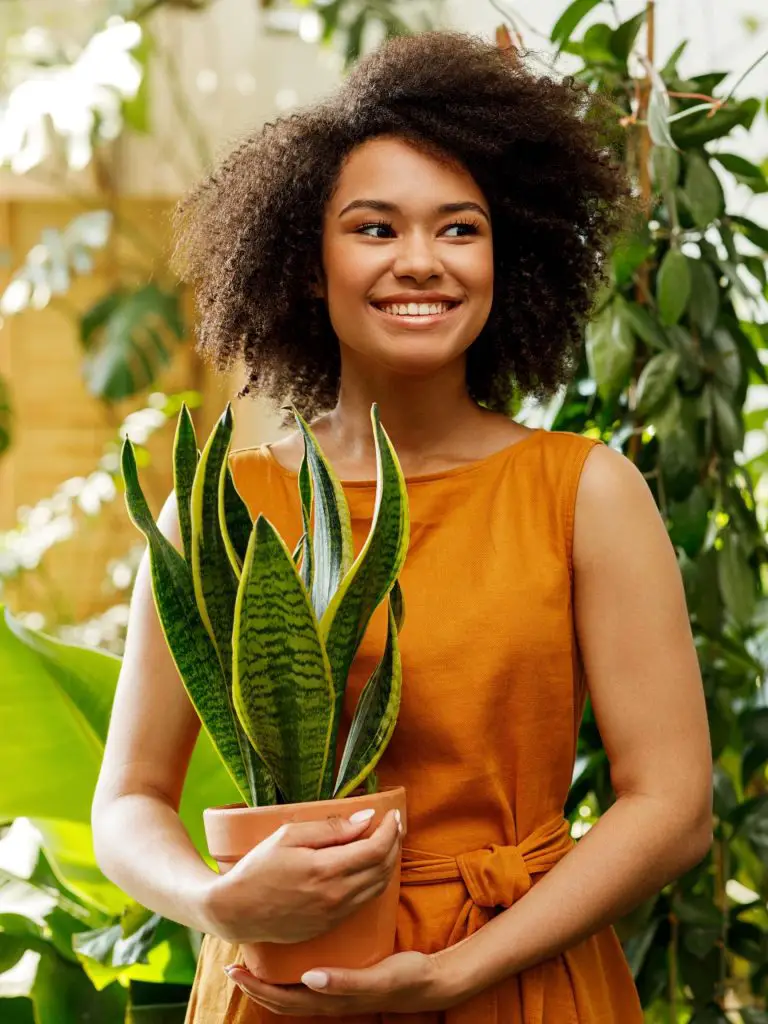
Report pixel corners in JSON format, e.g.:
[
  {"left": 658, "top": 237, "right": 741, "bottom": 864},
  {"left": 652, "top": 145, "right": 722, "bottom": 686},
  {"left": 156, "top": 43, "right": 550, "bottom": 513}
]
[{"left": 391, "top": 233, "right": 444, "bottom": 281}]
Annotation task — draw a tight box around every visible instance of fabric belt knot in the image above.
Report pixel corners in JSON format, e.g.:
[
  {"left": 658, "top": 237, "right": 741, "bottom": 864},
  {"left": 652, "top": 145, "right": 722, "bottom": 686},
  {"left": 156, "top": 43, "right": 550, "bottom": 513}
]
[
  {"left": 399, "top": 815, "right": 576, "bottom": 1022},
  {"left": 401, "top": 814, "right": 574, "bottom": 943}
]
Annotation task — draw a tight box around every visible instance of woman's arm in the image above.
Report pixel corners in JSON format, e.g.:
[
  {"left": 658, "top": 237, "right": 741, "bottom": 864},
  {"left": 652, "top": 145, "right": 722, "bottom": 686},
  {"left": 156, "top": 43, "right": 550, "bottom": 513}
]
[
  {"left": 438, "top": 444, "right": 713, "bottom": 998},
  {"left": 91, "top": 491, "right": 402, "bottom": 943},
  {"left": 91, "top": 492, "right": 219, "bottom": 932}
]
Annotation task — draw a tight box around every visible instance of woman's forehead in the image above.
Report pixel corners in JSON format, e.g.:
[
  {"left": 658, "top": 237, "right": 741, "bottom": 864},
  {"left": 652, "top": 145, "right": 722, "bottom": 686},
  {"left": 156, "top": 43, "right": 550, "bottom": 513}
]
[{"left": 329, "top": 136, "right": 485, "bottom": 207}]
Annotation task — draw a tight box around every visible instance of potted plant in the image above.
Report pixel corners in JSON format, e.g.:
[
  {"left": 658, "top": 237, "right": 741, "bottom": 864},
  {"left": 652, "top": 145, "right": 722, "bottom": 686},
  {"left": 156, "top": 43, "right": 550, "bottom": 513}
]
[{"left": 120, "top": 401, "right": 410, "bottom": 983}]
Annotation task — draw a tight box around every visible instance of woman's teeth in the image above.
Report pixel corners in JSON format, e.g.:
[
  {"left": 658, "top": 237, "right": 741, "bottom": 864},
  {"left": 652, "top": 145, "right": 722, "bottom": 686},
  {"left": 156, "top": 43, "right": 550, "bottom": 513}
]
[{"left": 377, "top": 302, "right": 455, "bottom": 317}]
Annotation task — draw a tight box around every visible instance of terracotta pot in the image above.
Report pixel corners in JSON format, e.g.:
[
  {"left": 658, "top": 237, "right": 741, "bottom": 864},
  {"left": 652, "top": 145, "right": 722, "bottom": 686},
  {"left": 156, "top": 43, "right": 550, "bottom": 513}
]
[{"left": 203, "top": 785, "right": 407, "bottom": 984}]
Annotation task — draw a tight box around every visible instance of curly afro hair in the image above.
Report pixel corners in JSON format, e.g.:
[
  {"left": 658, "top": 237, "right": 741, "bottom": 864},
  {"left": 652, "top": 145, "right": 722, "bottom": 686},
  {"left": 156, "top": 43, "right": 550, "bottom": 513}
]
[{"left": 172, "top": 30, "right": 631, "bottom": 420}]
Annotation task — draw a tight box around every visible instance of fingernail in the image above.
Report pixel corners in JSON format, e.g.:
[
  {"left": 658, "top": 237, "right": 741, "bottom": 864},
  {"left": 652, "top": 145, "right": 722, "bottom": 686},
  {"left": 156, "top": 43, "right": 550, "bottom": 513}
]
[
  {"left": 394, "top": 809, "right": 402, "bottom": 833},
  {"left": 223, "top": 964, "right": 239, "bottom": 977},
  {"left": 301, "top": 970, "right": 329, "bottom": 989},
  {"left": 349, "top": 808, "right": 375, "bottom": 824}
]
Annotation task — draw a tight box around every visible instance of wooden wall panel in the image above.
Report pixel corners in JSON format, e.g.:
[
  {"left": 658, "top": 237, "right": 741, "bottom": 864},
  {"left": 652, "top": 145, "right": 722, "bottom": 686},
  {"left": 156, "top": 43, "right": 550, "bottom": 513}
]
[{"left": 0, "top": 197, "right": 282, "bottom": 626}]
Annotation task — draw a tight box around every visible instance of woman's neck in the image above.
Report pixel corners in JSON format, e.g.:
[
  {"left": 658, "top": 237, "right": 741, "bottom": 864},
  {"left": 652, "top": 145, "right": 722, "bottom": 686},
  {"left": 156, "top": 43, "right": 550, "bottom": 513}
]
[{"left": 323, "top": 356, "right": 489, "bottom": 464}]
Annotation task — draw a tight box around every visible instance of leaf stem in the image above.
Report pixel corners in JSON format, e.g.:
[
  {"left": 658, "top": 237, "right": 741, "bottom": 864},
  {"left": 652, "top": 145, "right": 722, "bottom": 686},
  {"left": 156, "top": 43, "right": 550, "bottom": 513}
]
[
  {"left": 721, "top": 47, "right": 768, "bottom": 106},
  {"left": 487, "top": 0, "right": 550, "bottom": 44}
]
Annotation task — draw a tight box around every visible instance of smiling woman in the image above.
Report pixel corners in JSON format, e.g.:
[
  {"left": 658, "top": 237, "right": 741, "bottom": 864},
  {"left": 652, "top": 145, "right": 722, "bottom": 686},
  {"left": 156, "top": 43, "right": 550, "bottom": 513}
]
[
  {"left": 170, "top": 30, "right": 630, "bottom": 426},
  {"left": 93, "top": 27, "right": 712, "bottom": 1024}
]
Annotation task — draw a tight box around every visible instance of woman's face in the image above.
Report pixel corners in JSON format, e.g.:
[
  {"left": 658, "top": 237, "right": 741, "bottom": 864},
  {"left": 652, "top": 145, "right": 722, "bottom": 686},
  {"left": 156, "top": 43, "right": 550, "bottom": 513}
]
[{"left": 318, "top": 135, "right": 494, "bottom": 378}]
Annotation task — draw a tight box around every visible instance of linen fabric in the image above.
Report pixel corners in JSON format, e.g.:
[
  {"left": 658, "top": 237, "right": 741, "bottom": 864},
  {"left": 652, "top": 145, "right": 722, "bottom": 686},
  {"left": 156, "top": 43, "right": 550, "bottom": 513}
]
[{"left": 184, "top": 428, "right": 644, "bottom": 1023}]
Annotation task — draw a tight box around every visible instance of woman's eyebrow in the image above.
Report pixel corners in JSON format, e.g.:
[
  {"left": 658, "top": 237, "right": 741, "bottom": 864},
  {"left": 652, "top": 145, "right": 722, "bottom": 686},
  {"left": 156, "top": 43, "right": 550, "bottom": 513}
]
[{"left": 338, "top": 199, "right": 490, "bottom": 223}]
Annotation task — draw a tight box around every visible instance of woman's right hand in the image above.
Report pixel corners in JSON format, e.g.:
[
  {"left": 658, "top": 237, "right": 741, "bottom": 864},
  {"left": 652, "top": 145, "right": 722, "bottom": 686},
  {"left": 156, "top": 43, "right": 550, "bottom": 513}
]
[{"left": 201, "top": 808, "right": 402, "bottom": 944}]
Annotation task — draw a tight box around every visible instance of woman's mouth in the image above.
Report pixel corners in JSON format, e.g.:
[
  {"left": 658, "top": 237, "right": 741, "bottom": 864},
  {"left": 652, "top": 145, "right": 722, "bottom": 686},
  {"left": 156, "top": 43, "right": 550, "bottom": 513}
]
[{"left": 370, "top": 300, "right": 461, "bottom": 328}]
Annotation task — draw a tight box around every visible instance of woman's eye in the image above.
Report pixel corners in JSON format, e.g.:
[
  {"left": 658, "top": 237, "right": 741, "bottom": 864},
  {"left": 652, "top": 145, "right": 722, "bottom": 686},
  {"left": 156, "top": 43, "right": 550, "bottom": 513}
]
[
  {"left": 356, "top": 219, "right": 481, "bottom": 239},
  {"left": 357, "top": 222, "right": 394, "bottom": 238},
  {"left": 443, "top": 220, "right": 481, "bottom": 237}
]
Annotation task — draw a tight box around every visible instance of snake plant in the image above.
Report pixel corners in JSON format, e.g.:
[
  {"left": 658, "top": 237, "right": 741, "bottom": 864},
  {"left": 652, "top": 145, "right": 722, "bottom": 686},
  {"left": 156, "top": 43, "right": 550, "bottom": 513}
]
[{"left": 120, "top": 402, "right": 409, "bottom": 807}]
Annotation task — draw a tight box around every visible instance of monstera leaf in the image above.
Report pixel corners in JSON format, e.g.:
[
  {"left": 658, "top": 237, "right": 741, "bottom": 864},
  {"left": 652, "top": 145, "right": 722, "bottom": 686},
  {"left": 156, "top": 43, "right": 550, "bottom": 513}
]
[{"left": 80, "top": 284, "right": 185, "bottom": 401}]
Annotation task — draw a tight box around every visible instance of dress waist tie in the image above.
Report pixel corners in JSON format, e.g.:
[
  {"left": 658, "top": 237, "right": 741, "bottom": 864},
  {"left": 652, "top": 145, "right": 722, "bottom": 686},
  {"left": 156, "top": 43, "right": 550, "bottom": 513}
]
[{"left": 399, "top": 815, "right": 575, "bottom": 1023}]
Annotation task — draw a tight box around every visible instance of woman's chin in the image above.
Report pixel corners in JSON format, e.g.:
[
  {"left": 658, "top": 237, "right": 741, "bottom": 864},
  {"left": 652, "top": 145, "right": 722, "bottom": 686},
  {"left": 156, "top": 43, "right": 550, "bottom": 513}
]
[
  {"left": 367, "top": 334, "right": 469, "bottom": 375},
  {"left": 376, "top": 350, "right": 463, "bottom": 377}
]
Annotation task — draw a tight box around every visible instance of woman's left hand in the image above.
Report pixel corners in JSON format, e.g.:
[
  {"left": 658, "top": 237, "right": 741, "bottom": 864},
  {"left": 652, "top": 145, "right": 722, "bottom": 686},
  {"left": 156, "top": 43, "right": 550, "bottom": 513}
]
[{"left": 224, "top": 949, "right": 465, "bottom": 1016}]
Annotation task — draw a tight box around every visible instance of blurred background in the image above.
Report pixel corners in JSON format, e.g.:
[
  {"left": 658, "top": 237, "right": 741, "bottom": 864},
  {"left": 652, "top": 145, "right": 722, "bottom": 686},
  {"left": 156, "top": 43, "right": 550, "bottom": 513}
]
[{"left": 0, "top": 1, "right": 767, "bottom": 1021}]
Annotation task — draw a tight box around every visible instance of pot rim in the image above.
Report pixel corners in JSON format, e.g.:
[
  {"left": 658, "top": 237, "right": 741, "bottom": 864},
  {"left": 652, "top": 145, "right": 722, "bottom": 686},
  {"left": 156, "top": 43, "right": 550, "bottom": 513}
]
[{"left": 204, "top": 784, "right": 406, "bottom": 817}]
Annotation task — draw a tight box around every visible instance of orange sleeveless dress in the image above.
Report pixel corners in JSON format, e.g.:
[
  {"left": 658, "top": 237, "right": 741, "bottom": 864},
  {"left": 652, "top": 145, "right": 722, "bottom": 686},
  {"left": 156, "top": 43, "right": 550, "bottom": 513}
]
[{"left": 185, "top": 428, "right": 644, "bottom": 1023}]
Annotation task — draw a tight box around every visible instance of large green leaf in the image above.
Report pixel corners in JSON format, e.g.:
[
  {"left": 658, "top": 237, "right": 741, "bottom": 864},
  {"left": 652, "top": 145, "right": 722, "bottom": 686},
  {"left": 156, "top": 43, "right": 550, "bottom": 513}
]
[
  {"left": 646, "top": 64, "right": 678, "bottom": 150},
  {"left": 576, "top": 23, "right": 614, "bottom": 65},
  {"left": 688, "top": 260, "right": 720, "bottom": 337},
  {"left": 221, "top": 465, "right": 252, "bottom": 577},
  {"left": 0, "top": 611, "right": 118, "bottom": 826},
  {"left": 710, "top": 328, "right": 742, "bottom": 393},
  {"left": 585, "top": 298, "right": 636, "bottom": 399},
  {"left": 682, "top": 152, "right": 724, "bottom": 228},
  {"left": 0, "top": 606, "right": 239, "bottom": 909},
  {"left": 172, "top": 403, "right": 199, "bottom": 566},
  {"left": 189, "top": 407, "right": 274, "bottom": 806},
  {"left": 623, "top": 302, "right": 669, "bottom": 351},
  {"left": 636, "top": 351, "right": 681, "bottom": 417},
  {"left": 712, "top": 153, "right": 767, "bottom": 194},
  {"left": 190, "top": 406, "right": 239, "bottom": 666},
  {"left": 710, "top": 387, "right": 744, "bottom": 455},
  {"left": 609, "top": 11, "right": 645, "bottom": 63},
  {"left": 320, "top": 406, "right": 410, "bottom": 794},
  {"left": 72, "top": 911, "right": 196, "bottom": 989},
  {"left": 656, "top": 248, "right": 691, "bottom": 325},
  {"left": 717, "top": 533, "right": 756, "bottom": 628},
  {"left": 121, "top": 438, "right": 250, "bottom": 801},
  {"left": 730, "top": 214, "right": 768, "bottom": 253},
  {"left": 334, "top": 581, "right": 405, "bottom": 798},
  {"left": 291, "top": 407, "right": 354, "bottom": 622},
  {"left": 31, "top": 949, "right": 128, "bottom": 1024},
  {"left": 296, "top": 449, "right": 315, "bottom": 594},
  {"left": 233, "top": 516, "right": 334, "bottom": 803},
  {"left": 0, "top": 829, "right": 196, "bottom": 994},
  {"left": 668, "top": 486, "right": 710, "bottom": 558},
  {"left": 80, "top": 284, "right": 185, "bottom": 402},
  {"left": 550, "top": 0, "right": 602, "bottom": 50},
  {"left": 672, "top": 97, "right": 760, "bottom": 148}
]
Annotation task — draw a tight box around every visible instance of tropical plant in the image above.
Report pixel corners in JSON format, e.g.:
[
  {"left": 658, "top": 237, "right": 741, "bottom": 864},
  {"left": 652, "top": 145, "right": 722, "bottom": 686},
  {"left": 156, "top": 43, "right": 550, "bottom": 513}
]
[
  {"left": 121, "top": 402, "right": 410, "bottom": 805},
  {"left": 507, "top": 3, "right": 768, "bottom": 1020},
  {"left": 0, "top": 13, "right": 210, "bottom": 456},
  {"left": 0, "top": 603, "right": 240, "bottom": 1022},
  {"left": 2, "top": 0, "right": 767, "bottom": 1019}
]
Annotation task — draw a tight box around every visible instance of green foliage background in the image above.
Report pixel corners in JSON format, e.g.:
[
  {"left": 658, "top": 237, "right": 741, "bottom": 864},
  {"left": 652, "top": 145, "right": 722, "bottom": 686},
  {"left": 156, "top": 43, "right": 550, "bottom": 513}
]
[{"left": 0, "top": 1, "right": 767, "bottom": 1021}]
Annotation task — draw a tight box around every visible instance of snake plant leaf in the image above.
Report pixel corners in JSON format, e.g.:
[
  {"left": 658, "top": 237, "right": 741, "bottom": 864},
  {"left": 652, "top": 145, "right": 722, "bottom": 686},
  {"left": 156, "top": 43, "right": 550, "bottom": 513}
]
[
  {"left": 190, "top": 405, "right": 239, "bottom": 663},
  {"left": 189, "top": 408, "right": 275, "bottom": 807},
  {"left": 292, "top": 533, "right": 307, "bottom": 564},
  {"left": 296, "top": 448, "right": 314, "bottom": 593},
  {"left": 334, "top": 580, "right": 405, "bottom": 798},
  {"left": 290, "top": 407, "right": 353, "bottom": 621},
  {"left": 121, "top": 438, "right": 250, "bottom": 802},
  {"left": 320, "top": 405, "right": 409, "bottom": 792},
  {"left": 390, "top": 576, "right": 405, "bottom": 630},
  {"left": 233, "top": 515, "right": 335, "bottom": 803},
  {"left": 173, "top": 403, "right": 198, "bottom": 566},
  {"left": 220, "top": 463, "right": 252, "bottom": 578}
]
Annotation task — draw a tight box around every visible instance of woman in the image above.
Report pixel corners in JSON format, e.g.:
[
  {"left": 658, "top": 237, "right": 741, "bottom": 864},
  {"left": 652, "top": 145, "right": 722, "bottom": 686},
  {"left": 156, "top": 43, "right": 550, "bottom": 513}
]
[{"left": 92, "top": 30, "right": 713, "bottom": 1023}]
